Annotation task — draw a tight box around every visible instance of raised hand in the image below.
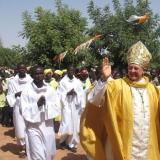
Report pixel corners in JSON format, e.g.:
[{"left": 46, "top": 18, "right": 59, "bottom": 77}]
[{"left": 101, "top": 57, "right": 111, "bottom": 81}]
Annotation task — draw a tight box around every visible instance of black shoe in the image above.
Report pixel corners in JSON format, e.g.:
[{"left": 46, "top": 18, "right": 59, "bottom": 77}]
[
  {"left": 59, "top": 141, "right": 66, "bottom": 150},
  {"left": 66, "top": 145, "right": 77, "bottom": 153}
]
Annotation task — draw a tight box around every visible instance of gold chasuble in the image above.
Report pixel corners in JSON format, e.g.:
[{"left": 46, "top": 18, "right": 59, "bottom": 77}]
[{"left": 80, "top": 76, "right": 160, "bottom": 160}]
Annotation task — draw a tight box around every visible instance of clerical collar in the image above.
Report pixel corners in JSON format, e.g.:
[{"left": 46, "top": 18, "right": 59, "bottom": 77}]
[
  {"left": 32, "top": 81, "right": 47, "bottom": 93},
  {"left": 123, "top": 76, "right": 149, "bottom": 88},
  {"left": 138, "top": 78, "right": 145, "bottom": 83},
  {"left": 66, "top": 75, "right": 75, "bottom": 82},
  {"left": 17, "top": 74, "right": 28, "bottom": 84}
]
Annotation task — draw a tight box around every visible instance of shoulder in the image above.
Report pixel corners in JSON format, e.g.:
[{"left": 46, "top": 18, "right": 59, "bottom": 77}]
[
  {"left": 148, "top": 82, "right": 160, "bottom": 95},
  {"left": 26, "top": 74, "right": 33, "bottom": 81},
  {"left": 8, "top": 77, "right": 17, "bottom": 85},
  {"left": 105, "top": 78, "right": 131, "bottom": 96},
  {"left": 46, "top": 85, "right": 57, "bottom": 97},
  {"left": 75, "top": 77, "right": 82, "bottom": 84},
  {"left": 59, "top": 76, "right": 67, "bottom": 84},
  {"left": 46, "top": 84, "right": 56, "bottom": 92},
  {"left": 106, "top": 78, "right": 125, "bottom": 91}
]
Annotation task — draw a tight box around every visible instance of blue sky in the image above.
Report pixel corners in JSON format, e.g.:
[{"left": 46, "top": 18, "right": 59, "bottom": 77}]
[{"left": 0, "top": 0, "right": 159, "bottom": 48}]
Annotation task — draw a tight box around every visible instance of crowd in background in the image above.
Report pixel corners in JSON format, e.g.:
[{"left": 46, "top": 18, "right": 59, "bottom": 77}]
[
  {"left": 0, "top": 64, "right": 160, "bottom": 159},
  {"left": 1, "top": 65, "right": 160, "bottom": 127},
  {"left": 0, "top": 66, "right": 160, "bottom": 126}
]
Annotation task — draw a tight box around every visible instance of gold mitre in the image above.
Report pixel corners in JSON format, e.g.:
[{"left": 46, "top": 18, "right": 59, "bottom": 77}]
[{"left": 127, "top": 41, "right": 152, "bottom": 69}]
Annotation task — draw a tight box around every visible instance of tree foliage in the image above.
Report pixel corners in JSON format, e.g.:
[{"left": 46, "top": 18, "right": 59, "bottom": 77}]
[
  {"left": 16, "top": 0, "right": 160, "bottom": 69},
  {"left": 87, "top": 0, "right": 160, "bottom": 69},
  {"left": 0, "top": 38, "right": 3, "bottom": 47},
  {"left": 0, "top": 46, "right": 23, "bottom": 68},
  {"left": 21, "top": 0, "right": 87, "bottom": 68}
]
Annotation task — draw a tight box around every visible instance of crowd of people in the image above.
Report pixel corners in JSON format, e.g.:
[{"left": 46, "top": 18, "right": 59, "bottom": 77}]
[
  {"left": 0, "top": 63, "right": 96, "bottom": 159},
  {"left": 0, "top": 41, "right": 160, "bottom": 160}
]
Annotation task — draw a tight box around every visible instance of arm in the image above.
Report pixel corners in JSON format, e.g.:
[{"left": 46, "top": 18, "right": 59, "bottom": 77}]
[
  {"left": 80, "top": 57, "right": 112, "bottom": 159},
  {"left": 6, "top": 80, "right": 17, "bottom": 107},
  {"left": 57, "top": 81, "right": 69, "bottom": 108},
  {"left": 45, "top": 88, "right": 61, "bottom": 119},
  {"left": 20, "top": 89, "right": 41, "bottom": 123},
  {"left": 88, "top": 57, "right": 113, "bottom": 106},
  {"left": 88, "top": 77, "right": 113, "bottom": 107}
]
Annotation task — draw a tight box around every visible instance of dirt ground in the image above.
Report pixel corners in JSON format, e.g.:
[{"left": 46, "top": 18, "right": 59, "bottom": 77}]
[{"left": 0, "top": 124, "right": 88, "bottom": 160}]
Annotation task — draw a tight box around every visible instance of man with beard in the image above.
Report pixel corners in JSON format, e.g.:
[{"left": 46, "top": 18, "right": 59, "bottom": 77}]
[{"left": 80, "top": 41, "right": 160, "bottom": 160}]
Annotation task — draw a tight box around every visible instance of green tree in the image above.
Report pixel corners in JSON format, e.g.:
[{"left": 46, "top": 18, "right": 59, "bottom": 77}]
[
  {"left": 21, "top": 0, "right": 87, "bottom": 68},
  {"left": 87, "top": 0, "right": 160, "bottom": 70},
  {"left": 0, "top": 47, "right": 23, "bottom": 68},
  {"left": 0, "top": 38, "right": 3, "bottom": 47}
]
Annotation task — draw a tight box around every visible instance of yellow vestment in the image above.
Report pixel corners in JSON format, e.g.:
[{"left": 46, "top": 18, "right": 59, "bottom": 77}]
[{"left": 80, "top": 76, "right": 160, "bottom": 160}]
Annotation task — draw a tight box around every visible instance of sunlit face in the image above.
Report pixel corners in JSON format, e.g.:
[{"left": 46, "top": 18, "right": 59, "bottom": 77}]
[
  {"left": 128, "top": 64, "right": 144, "bottom": 81},
  {"left": 18, "top": 64, "right": 27, "bottom": 78},
  {"left": 33, "top": 67, "right": 44, "bottom": 83},
  {"left": 67, "top": 66, "right": 75, "bottom": 79}
]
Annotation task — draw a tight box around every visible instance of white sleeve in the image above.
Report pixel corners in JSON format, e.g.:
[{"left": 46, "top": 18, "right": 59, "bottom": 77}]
[
  {"left": 57, "top": 81, "right": 68, "bottom": 108},
  {"left": 88, "top": 77, "right": 113, "bottom": 106},
  {"left": 45, "top": 89, "right": 61, "bottom": 120},
  {"left": 20, "top": 89, "right": 41, "bottom": 123},
  {"left": 6, "top": 81, "right": 16, "bottom": 107}
]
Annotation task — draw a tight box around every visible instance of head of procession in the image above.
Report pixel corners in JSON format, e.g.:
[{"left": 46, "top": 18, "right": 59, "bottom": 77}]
[
  {"left": 17, "top": 63, "right": 27, "bottom": 78},
  {"left": 67, "top": 65, "right": 75, "bottom": 80},
  {"left": 31, "top": 65, "right": 44, "bottom": 87},
  {"left": 126, "top": 41, "right": 152, "bottom": 82}
]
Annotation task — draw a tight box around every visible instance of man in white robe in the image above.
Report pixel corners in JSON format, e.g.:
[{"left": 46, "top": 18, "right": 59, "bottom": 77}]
[
  {"left": 6, "top": 63, "right": 32, "bottom": 156},
  {"left": 20, "top": 66, "right": 60, "bottom": 160},
  {"left": 58, "top": 65, "right": 85, "bottom": 152}
]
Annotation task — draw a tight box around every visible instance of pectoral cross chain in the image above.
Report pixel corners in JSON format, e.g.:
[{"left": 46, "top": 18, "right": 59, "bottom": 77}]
[{"left": 137, "top": 89, "right": 146, "bottom": 118}]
